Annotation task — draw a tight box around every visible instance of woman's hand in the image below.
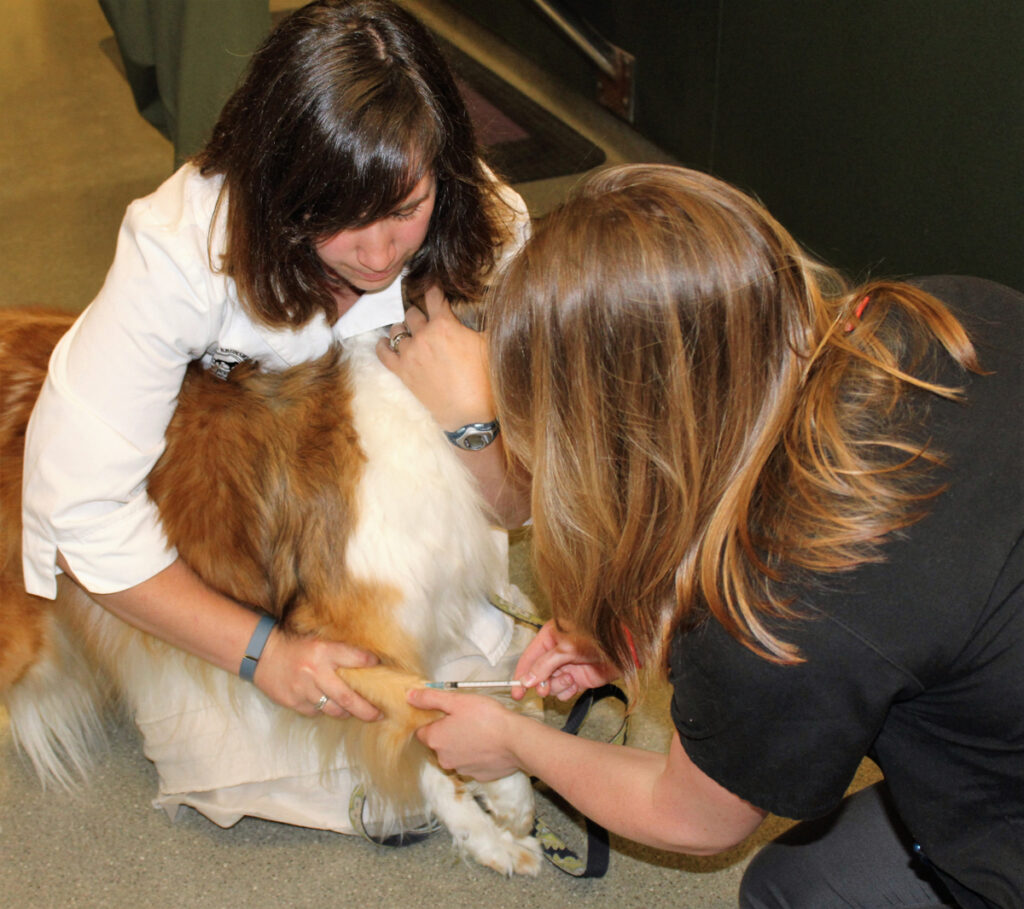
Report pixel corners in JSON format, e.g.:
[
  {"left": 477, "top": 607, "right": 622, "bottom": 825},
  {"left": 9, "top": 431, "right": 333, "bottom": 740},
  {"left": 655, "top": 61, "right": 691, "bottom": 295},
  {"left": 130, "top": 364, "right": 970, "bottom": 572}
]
[
  {"left": 376, "top": 285, "right": 494, "bottom": 431},
  {"left": 255, "top": 627, "right": 382, "bottom": 721},
  {"left": 408, "top": 687, "right": 524, "bottom": 781},
  {"left": 514, "top": 620, "right": 620, "bottom": 702},
  {"left": 375, "top": 285, "right": 531, "bottom": 528}
]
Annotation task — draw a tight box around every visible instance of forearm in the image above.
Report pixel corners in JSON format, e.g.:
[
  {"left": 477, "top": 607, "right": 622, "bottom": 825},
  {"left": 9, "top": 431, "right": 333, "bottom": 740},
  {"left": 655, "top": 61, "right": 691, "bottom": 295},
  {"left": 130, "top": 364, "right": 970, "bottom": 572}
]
[
  {"left": 62, "top": 553, "right": 382, "bottom": 719},
  {"left": 454, "top": 441, "right": 531, "bottom": 528},
  {"left": 65, "top": 554, "right": 260, "bottom": 674},
  {"left": 378, "top": 290, "right": 531, "bottom": 528},
  {"left": 411, "top": 684, "right": 766, "bottom": 852},
  {"left": 506, "top": 713, "right": 764, "bottom": 855}
]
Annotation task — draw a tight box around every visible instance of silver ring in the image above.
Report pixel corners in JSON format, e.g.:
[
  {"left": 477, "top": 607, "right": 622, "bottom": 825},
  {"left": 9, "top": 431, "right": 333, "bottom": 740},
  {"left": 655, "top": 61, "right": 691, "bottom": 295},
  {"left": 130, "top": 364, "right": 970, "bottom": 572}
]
[
  {"left": 315, "top": 694, "right": 329, "bottom": 712},
  {"left": 388, "top": 330, "right": 412, "bottom": 353}
]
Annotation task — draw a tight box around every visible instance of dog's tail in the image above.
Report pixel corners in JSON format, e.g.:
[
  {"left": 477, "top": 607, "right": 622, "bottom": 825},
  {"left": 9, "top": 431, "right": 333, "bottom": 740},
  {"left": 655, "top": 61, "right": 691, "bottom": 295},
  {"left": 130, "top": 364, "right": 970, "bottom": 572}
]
[{"left": 4, "top": 614, "right": 110, "bottom": 790}]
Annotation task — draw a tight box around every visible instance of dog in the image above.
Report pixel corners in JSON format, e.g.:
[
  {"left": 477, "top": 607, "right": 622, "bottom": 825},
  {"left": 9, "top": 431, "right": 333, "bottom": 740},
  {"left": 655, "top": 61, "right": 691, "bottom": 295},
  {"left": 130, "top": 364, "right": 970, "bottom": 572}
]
[{"left": 0, "top": 307, "right": 542, "bottom": 876}]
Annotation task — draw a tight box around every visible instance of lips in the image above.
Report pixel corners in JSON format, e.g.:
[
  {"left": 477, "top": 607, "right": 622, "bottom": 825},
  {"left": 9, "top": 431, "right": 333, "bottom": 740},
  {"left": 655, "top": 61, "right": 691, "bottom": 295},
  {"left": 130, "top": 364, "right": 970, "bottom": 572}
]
[{"left": 349, "top": 266, "right": 398, "bottom": 286}]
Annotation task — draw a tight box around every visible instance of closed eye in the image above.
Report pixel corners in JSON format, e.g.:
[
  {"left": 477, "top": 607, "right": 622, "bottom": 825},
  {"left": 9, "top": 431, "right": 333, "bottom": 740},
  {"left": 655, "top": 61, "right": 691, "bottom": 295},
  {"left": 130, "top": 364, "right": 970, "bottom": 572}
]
[
  {"left": 391, "top": 205, "right": 420, "bottom": 221},
  {"left": 389, "top": 183, "right": 434, "bottom": 222}
]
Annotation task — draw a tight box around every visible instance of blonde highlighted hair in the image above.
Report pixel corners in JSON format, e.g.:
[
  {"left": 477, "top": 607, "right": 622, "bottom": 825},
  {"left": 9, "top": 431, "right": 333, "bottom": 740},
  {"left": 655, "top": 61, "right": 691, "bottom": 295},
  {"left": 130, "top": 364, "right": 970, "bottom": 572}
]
[{"left": 486, "top": 164, "right": 978, "bottom": 690}]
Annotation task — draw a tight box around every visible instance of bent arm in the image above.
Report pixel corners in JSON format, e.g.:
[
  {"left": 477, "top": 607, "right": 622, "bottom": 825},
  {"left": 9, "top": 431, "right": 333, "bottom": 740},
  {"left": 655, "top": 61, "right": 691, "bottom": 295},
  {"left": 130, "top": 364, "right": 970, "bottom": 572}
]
[
  {"left": 24, "top": 170, "right": 382, "bottom": 719},
  {"left": 511, "top": 720, "right": 766, "bottom": 854},
  {"left": 22, "top": 176, "right": 216, "bottom": 598},
  {"left": 410, "top": 688, "right": 766, "bottom": 854},
  {"left": 75, "top": 555, "right": 256, "bottom": 672},
  {"left": 61, "top": 554, "right": 382, "bottom": 720}
]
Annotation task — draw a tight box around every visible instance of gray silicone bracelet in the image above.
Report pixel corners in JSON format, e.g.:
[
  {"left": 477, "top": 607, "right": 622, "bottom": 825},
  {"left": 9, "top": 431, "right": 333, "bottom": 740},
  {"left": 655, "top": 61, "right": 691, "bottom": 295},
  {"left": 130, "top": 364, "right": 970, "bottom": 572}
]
[{"left": 239, "top": 614, "right": 277, "bottom": 682}]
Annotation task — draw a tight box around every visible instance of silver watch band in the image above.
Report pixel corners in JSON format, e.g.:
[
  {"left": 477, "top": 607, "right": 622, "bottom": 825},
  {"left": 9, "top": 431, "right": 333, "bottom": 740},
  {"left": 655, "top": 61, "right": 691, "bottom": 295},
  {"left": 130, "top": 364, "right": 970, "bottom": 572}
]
[{"left": 444, "top": 420, "right": 500, "bottom": 451}]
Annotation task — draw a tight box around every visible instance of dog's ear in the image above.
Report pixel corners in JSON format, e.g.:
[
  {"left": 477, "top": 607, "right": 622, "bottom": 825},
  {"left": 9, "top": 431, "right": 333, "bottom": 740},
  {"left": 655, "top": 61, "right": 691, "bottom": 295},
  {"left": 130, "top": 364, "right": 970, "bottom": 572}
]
[
  {"left": 447, "top": 297, "right": 483, "bottom": 331},
  {"left": 401, "top": 284, "right": 484, "bottom": 332}
]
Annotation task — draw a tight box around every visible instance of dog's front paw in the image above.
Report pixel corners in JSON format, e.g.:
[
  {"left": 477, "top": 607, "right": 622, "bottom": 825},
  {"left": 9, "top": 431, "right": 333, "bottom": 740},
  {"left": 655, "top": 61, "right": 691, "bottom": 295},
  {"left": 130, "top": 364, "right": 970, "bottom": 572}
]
[
  {"left": 420, "top": 763, "right": 541, "bottom": 875},
  {"left": 455, "top": 827, "right": 542, "bottom": 877}
]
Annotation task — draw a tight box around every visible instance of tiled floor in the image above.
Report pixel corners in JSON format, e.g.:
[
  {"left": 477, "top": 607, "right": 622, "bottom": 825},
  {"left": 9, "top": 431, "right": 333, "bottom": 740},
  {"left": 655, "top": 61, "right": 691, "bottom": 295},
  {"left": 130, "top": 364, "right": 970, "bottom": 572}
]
[{"left": 0, "top": 3, "right": 868, "bottom": 907}]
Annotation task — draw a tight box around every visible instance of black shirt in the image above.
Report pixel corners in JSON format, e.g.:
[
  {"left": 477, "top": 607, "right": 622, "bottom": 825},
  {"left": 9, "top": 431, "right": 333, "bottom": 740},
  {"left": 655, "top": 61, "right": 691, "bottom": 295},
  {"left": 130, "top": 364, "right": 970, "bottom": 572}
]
[{"left": 668, "top": 276, "right": 1023, "bottom": 908}]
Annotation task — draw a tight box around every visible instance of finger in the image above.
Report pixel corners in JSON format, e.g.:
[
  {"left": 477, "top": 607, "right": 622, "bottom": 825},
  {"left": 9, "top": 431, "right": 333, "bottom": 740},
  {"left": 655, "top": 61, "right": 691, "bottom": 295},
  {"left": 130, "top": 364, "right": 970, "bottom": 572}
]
[
  {"left": 552, "top": 676, "right": 579, "bottom": 701},
  {"left": 328, "top": 642, "right": 379, "bottom": 669},
  {"left": 422, "top": 285, "right": 450, "bottom": 318},
  {"left": 326, "top": 685, "right": 380, "bottom": 722},
  {"left": 404, "top": 304, "right": 427, "bottom": 331},
  {"left": 407, "top": 685, "right": 455, "bottom": 713},
  {"left": 549, "top": 672, "right": 575, "bottom": 695},
  {"left": 519, "top": 647, "right": 576, "bottom": 688},
  {"left": 376, "top": 335, "right": 399, "bottom": 365},
  {"left": 382, "top": 324, "right": 412, "bottom": 357},
  {"left": 314, "top": 697, "right": 351, "bottom": 720},
  {"left": 513, "top": 632, "right": 556, "bottom": 680}
]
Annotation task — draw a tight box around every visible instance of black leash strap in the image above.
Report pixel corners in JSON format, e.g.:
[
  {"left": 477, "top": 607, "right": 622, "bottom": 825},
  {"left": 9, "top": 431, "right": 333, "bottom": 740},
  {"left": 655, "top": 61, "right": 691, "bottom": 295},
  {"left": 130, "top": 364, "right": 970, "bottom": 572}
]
[
  {"left": 532, "top": 683, "right": 629, "bottom": 878},
  {"left": 348, "top": 784, "right": 440, "bottom": 847}
]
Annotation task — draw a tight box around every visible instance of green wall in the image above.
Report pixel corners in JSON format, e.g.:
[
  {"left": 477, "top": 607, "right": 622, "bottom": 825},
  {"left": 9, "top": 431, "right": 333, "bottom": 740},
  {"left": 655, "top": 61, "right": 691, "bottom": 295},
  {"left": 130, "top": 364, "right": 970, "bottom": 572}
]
[{"left": 451, "top": 1, "right": 1023, "bottom": 291}]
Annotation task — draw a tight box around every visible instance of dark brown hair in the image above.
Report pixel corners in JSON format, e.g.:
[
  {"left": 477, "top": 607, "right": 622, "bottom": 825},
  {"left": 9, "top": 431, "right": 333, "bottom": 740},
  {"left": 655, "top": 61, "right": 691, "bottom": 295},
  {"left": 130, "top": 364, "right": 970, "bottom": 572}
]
[
  {"left": 194, "top": 0, "right": 513, "bottom": 327},
  {"left": 486, "top": 164, "right": 979, "bottom": 692}
]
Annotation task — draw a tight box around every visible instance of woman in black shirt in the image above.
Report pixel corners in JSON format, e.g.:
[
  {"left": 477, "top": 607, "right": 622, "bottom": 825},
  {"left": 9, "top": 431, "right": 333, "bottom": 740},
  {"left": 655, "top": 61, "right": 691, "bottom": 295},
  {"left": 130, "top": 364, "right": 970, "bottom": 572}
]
[{"left": 410, "top": 165, "right": 1023, "bottom": 908}]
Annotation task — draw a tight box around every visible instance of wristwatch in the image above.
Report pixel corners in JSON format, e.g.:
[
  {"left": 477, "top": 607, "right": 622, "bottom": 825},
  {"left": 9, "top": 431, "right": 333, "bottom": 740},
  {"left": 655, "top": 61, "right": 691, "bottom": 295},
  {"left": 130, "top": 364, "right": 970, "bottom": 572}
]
[{"left": 444, "top": 420, "right": 500, "bottom": 451}]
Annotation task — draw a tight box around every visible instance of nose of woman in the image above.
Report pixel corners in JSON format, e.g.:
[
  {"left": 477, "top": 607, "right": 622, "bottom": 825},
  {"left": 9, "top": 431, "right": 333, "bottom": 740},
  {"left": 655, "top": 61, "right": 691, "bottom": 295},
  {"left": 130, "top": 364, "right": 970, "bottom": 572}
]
[{"left": 355, "top": 221, "right": 397, "bottom": 273}]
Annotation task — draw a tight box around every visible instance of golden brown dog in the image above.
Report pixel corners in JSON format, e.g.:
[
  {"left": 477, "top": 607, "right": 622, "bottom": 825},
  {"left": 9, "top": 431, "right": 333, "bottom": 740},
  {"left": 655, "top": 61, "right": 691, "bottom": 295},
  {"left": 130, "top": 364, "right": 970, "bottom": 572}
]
[{"left": 0, "top": 307, "right": 540, "bottom": 875}]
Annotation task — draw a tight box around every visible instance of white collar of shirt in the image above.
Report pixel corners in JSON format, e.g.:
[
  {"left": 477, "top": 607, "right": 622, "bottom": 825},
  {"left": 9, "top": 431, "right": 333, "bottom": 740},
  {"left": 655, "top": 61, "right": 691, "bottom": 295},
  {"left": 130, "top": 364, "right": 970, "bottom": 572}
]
[
  {"left": 333, "top": 275, "right": 406, "bottom": 340},
  {"left": 222, "top": 272, "right": 407, "bottom": 369}
]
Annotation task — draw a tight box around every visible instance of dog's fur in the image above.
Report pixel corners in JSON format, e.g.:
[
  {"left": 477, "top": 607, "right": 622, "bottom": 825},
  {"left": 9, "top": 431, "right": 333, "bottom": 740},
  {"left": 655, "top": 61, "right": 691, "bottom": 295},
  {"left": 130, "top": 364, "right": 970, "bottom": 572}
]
[{"left": 0, "top": 308, "right": 541, "bottom": 875}]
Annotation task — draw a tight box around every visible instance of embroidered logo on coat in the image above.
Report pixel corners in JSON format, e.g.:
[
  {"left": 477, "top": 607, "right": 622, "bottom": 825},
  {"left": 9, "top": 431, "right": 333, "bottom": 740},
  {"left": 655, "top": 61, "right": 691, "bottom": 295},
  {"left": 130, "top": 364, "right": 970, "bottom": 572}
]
[{"left": 207, "top": 347, "right": 250, "bottom": 380}]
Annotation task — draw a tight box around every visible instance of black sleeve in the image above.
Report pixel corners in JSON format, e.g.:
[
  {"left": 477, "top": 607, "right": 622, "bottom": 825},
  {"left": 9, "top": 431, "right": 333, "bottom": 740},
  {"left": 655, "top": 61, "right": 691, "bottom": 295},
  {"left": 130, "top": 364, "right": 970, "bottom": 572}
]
[{"left": 668, "top": 600, "right": 916, "bottom": 820}]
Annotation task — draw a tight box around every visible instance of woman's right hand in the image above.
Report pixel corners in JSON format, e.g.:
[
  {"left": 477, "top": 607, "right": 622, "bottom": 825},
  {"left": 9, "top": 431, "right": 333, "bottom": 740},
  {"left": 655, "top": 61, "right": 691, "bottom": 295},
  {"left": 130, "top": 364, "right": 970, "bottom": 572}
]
[
  {"left": 253, "top": 627, "right": 382, "bottom": 721},
  {"left": 513, "top": 620, "right": 620, "bottom": 702}
]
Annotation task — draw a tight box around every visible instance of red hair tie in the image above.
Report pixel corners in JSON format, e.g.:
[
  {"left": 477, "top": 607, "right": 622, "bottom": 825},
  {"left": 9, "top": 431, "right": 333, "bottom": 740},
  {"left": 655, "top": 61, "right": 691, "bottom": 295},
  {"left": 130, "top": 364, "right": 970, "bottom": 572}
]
[
  {"left": 622, "top": 624, "right": 642, "bottom": 669},
  {"left": 843, "top": 295, "right": 871, "bottom": 333}
]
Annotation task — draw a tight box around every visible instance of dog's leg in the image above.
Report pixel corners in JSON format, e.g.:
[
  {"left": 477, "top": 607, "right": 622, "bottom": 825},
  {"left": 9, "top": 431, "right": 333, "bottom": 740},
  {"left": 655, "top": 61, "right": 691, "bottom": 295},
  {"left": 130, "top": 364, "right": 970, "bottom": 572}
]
[
  {"left": 419, "top": 761, "right": 542, "bottom": 876},
  {"left": 468, "top": 771, "right": 537, "bottom": 839}
]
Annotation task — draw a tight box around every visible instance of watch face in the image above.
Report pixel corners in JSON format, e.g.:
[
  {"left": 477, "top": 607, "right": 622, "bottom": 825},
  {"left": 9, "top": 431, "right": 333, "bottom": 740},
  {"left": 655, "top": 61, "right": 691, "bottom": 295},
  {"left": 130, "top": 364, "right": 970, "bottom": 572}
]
[{"left": 461, "top": 431, "right": 491, "bottom": 451}]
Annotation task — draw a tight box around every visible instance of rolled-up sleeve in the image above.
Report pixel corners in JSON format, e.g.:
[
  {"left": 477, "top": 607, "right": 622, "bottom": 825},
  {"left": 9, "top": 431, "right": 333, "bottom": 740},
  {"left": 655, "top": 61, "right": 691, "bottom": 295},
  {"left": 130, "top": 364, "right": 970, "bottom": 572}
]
[{"left": 22, "top": 168, "right": 222, "bottom": 598}]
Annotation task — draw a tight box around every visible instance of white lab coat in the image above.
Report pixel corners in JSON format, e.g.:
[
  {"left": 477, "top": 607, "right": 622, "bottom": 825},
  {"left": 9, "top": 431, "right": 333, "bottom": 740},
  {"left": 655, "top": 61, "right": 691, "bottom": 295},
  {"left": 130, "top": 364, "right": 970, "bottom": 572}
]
[
  {"left": 18, "top": 163, "right": 534, "bottom": 835},
  {"left": 21, "top": 162, "right": 527, "bottom": 599}
]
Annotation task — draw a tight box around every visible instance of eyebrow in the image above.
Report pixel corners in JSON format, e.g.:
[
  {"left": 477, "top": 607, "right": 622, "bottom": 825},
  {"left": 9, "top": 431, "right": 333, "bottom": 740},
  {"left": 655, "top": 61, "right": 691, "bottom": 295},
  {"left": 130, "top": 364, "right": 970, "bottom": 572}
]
[{"left": 395, "top": 184, "right": 434, "bottom": 212}]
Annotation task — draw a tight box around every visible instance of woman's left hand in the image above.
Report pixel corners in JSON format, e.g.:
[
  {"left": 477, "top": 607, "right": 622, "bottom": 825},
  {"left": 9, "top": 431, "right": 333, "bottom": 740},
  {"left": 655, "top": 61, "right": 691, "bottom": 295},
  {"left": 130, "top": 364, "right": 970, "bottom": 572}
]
[
  {"left": 376, "top": 285, "right": 531, "bottom": 529},
  {"left": 513, "top": 620, "right": 620, "bottom": 702},
  {"left": 407, "top": 686, "right": 523, "bottom": 781},
  {"left": 376, "top": 285, "right": 495, "bottom": 431}
]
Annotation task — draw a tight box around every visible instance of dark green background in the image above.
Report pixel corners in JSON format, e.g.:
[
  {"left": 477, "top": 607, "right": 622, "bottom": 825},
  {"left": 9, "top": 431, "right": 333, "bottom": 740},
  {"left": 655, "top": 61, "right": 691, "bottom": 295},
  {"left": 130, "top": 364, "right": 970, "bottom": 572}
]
[{"left": 450, "top": 0, "right": 1023, "bottom": 292}]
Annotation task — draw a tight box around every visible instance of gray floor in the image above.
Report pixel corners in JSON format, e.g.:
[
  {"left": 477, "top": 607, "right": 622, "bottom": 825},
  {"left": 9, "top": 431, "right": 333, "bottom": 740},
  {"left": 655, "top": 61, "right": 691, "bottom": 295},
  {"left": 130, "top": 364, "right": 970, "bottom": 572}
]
[{"left": 0, "top": 3, "right": 877, "bottom": 907}]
